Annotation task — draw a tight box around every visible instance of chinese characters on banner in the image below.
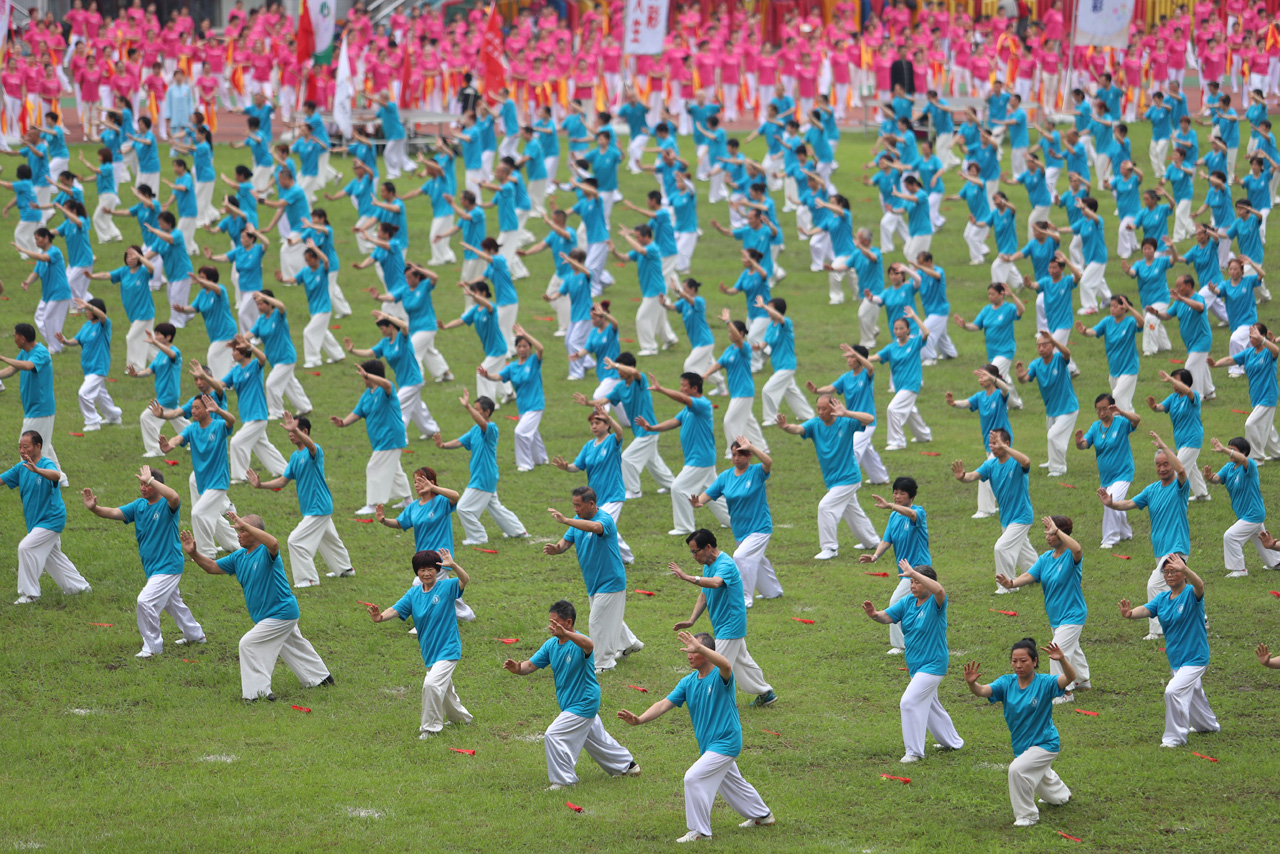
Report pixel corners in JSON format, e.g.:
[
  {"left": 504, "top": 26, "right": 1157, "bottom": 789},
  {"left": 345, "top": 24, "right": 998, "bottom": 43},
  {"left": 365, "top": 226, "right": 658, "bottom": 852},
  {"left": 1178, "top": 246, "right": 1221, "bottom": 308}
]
[
  {"left": 624, "top": 0, "right": 668, "bottom": 55},
  {"left": 1072, "top": 0, "right": 1134, "bottom": 48}
]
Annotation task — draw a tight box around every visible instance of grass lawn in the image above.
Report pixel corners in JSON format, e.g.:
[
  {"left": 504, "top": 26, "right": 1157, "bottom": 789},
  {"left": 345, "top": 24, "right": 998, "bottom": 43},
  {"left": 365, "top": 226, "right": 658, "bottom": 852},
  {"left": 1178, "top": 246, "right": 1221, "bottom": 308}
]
[{"left": 2, "top": 121, "right": 1280, "bottom": 853}]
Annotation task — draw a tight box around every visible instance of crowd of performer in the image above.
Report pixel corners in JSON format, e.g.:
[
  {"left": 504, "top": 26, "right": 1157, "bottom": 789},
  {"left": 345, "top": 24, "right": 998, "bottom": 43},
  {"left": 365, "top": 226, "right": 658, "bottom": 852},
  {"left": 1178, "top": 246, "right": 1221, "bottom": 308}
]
[{"left": 6, "top": 0, "right": 1280, "bottom": 842}]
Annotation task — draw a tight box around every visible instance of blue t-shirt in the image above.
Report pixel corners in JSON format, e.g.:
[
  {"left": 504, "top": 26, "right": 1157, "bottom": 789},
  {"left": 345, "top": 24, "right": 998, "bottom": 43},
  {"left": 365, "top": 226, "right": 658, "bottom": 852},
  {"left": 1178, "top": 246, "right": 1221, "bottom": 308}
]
[
  {"left": 458, "top": 422, "right": 500, "bottom": 491},
  {"left": 118, "top": 496, "right": 183, "bottom": 578},
  {"left": 55, "top": 218, "right": 94, "bottom": 270},
  {"left": 215, "top": 544, "right": 300, "bottom": 623},
  {"left": 607, "top": 378, "right": 657, "bottom": 439},
  {"left": 573, "top": 434, "right": 625, "bottom": 505},
  {"left": 1161, "top": 392, "right": 1203, "bottom": 450},
  {"left": 1238, "top": 346, "right": 1279, "bottom": 408},
  {"left": 703, "top": 552, "right": 747, "bottom": 640},
  {"left": 500, "top": 354, "right": 545, "bottom": 414},
  {"left": 181, "top": 417, "right": 230, "bottom": 493},
  {"left": 717, "top": 341, "right": 755, "bottom": 400},
  {"left": 801, "top": 416, "right": 864, "bottom": 488},
  {"left": 16, "top": 343, "right": 55, "bottom": 418},
  {"left": 557, "top": 272, "right": 593, "bottom": 323},
  {"left": 110, "top": 264, "right": 155, "bottom": 323},
  {"left": 1038, "top": 274, "right": 1077, "bottom": 333},
  {"left": 678, "top": 296, "right": 713, "bottom": 348},
  {"left": 227, "top": 244, "right": 265, "bottom": 294},
  {"left": 1084, "top": 416, "right": 1135, "bottom": 485},
  {"left": 1027, "top": 549, "right": 1087, "bottom": 629},
  {"left": 2, "top": 457, "right": 65, "bottom": 532},
  {"left": 251, "top": 310, "right": 296, "bottom": 367},
  {"left": 884, "top": 593, "right": 950, "bottom": 677},
  {"left": 1218, "top": 458, "right": 1266, "bottom": 523},
  {"left": 629, "top": 244, "right": 666, "bottom": 298},
  {"left": 353, "top": 385, "right": 407, "bottom": 452},
  {"left": 667, "top": 668, "right": 742, "bottom": 757},
  {"left": 1168, "top": 294, "right": 1212, "bottom": 353},
  {"left": 705, "top": 464, "right": 772, "bottom": 542},
  {"left": 222, "top": 359, "right": 269, "bottom": 422},
  {"left": 977, "top": 455, "right": 1033, "bottom": 527},
  {"left": 73, "top": 318, "right": 112, "bottom": 377},
  {"left": 763, "top": 317, "right": 797, "bottom": 372},
  {"left": 1091, "top": 315, "right": 1139, "bottom": 377},
  {"left": 973, "top": 302, "right": 1020, "bottom": 360},
  {"left": 396, "top": 494, "right": 457, "bottom": 554},
  {"left": 563, "top": 510, "right": 627, "bottom": 595},
  {"left": 149, "top": 345, "right": 182, "bottom": 407},
  {"left": 394, "top": 577, "right": 463, "bottom": 667},
  {"left": 530, "top": 636, "right": 600, "bottom": 718},
  {"left": 882, "top": 506, "right": 930, "bottom": 567},
  {"left": 988, "top": 672, "right": 1064, "bottom": 756},
  {"left": 192, "top": 284, "right": 238, "bottom": 343},
  {"left": 677, "top": 396, "right": 717, "bottom": 467},
  {"left": 1144, "top": 587, "right": 1208, "bottom": 669},
  {"left": 833, "top": 370, "right": 875, "bottom": 427},
  {"left": 1026, "top": 352, "right": 1078, "bottom": 416},
  {"left": 968, "top": 389, "right": 1012, "bottom": 452},
  {"left": 875, "top": 335, "right": 926, "bottom": 394},
  {"left": 584, "top": 324, "right": 620, "bottom": 381},
  {"left": 1132, "top": 477, "right": 1191, "bottom": 557},
  {"left": 462, "top": 304, "right": 507, "bottom": 359},
  {"left": 373, "top": 332, "right": 423, "bottom": 388},
  {"left": 282, "top": 445, "right": 334, "bottom": 518},
  {"left": 35, "top": 244, "right": 71, "bottom": 302}
]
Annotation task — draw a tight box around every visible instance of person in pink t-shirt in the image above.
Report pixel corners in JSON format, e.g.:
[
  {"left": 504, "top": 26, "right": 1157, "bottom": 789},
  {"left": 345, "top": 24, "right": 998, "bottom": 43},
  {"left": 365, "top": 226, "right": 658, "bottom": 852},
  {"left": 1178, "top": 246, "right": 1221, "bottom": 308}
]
[
  {"left": 1, "top": 56, "right": 25, "bottom": 142},
  {"left": 720, "top": 43, "right": 742, "bottom": 122},
  {"left": 872, "top": 43, "right": 894, "bottom": 109},
  {"left": 830, "top": 40, "right": 853, "bottom": 118},
  {"left": 755, "top": 46, "right": 778, "bottom": 123}
]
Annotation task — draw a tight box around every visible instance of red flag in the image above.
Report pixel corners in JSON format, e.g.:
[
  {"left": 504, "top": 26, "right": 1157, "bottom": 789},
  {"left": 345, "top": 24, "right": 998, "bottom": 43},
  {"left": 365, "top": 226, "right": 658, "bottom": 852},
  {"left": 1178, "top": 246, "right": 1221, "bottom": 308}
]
[
  {"left": 480, "top": 5, "right": 506, "bottom": 103},
  {"left": 295, "top": 0, "right": 315, "bottom": 65}
]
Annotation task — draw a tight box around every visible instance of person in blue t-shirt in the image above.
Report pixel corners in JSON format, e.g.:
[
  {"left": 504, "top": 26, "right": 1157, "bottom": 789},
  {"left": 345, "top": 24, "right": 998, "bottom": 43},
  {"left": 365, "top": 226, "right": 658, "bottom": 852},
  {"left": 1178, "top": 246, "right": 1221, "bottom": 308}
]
[
  {"left": 245, "top": 413, "right": 353, "bottom": 588},
  {"left": 1146, "top": 368, "right": 1209, "bottom": 499},
  {"left": 953, "top": 428, "right": 1039, "bottom": 593},
  {"left": 83, "top": 465, "right": 204, "bottom": 656},
  {"left": 694, "top": 437, "right": 779, "bottom": 607},
  {"left": 1205, "top": 436, "right": 1280, "bottom": 577},
  {"left": 963, "top": 637, "right": 1077, "bottom": 826},
  {"left": 439, "top": 281, "right": 515, "bottom": 405},
  {"left": 671, "top": 528, "right": 777, "bottom": 706},
  {"left": 57, "top": 298, "right": 124, "bottom": 430},
  {"left": 777, "top": 394, "right": 878, "bottom": 560},
  {"left": 127, "top": 322, "right": 183, "bottom": 457},
  {"left": 756, "top": 297, "right": 815, "bottom": 424},
  {"left": 544, "top": 486, "right": 642, "bottom": 671},
  {"left": 183, "top": 511, "right": 333, "bottom": 700},
  {"left": 554, "top": 403, "right": 636, "bottom": 564},
  {"left": 808, "top": 342, "right": 890, "bottom": 484},
  {"left": 503, "top": 598, "right": 640, "bottom": 787},
  {"left": 1016, "top": 333, "right": 1079, "bottom": 477},
  {"left": 1073, "top": 294, "right": 1143, "bottom": 412},
  {"left": 251, "top": 290, "right": 312, "bottom": 420},
  {"left": 1098, "top": 430, "right": 1189, "bottom": 639},
  {"left": 996, "top": 517, "right": 1091, "bottom": 703},
  {"left": 869, "top": 309, "right": 935, "bottom": 449},
  {"left": 432, "top": 390, "right": 528, "bottom": 544},
  {"left": 953, "top": 283, "right": 1027, "bottom": 410},
  {"left": 1210, "top": 322, "right": 1280, "bottom": 459},
  {"left": 705, "top": 309, "right": 771, "bottom": 460},
  {"left": 330, "top": 359, "right": 412, "bottom": 514},
  {"left": 943, "top": 364, "right": 1014, "bottom": 520},
  {"left": 612, "top": 220, "right": 679, "bottom": 354},
  {"left": 1074, "top": 393, "right": 1140, "bottom": 548},
  {"left": 367, "top": 548, "right": 473, "bottom": 735},
  {"left": 486, "top": 324, "right": 548, "bottom": 471},
  {"left": 3, "top": 429, "right": 92, "bottom": 604},
  {"left": 863, "top": 559, "right": 965, "bottom": 762},
  {"left": 1118, "top": 554, "right": 1219, "bottom": 746},
  {"left": 858, "top": 476, "right": 929, "bottom": 653},
  {"left": 616, "top": 630, "right": 775, "bottom": 842}
]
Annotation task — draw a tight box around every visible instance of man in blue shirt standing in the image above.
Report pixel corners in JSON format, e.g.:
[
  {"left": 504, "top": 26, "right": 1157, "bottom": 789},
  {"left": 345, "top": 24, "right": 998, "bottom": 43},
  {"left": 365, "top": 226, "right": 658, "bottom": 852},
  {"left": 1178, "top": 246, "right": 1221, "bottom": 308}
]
[
  {"left": 1205, "top": 436, "right": 1280, "bottom": 578},
  {"left": 3, "top": 430, "right": 91, "bottom": 604},
  {"left": 82, "top": 465, "right": 204, "bottom": 656},
  {"left": 544, "top": 486, "right": 643, "bottom": 673},
  {"left": 183, "top": 512, "right": 333, "bottom": 701},
  {"left": 1099, "top": 431, "right": 1190, "bottom": 639},
  {"left": 612, "top": 221, "right": 678, "bottom": 355},
  {"left": 433, "top": 390, "right": 528, "bottom": 544},
  {"left": 617, "top": 631, "right": 775, "bottom": 843},
  {"left": 1016, "top": 332, "right": 1079, "bottom": 477},
  {"left": 0, "top": 323, "right": 68, "bottom": 486},
  {"left": 503, "top": 598, "right": 641, "bottom": 788},
  {"left": 330, "top": 359, "right": 412, "bottom": 515},
  {"left": 953, "top": 428, "right": 1039, "bottom": 593},
  {"left": 245, "top": 413, "right": 353, "bottom": 589}
]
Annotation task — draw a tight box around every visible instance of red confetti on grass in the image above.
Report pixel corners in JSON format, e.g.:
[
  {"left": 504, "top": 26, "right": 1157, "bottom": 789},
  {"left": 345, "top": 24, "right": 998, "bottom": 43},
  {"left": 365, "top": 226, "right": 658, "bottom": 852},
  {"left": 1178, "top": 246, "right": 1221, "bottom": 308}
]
[
  {"left": 1159, "top": 647, "right": 1166, "bottom": 651},
  {"left": 1059, "top": 483, "right": 1076, "bottom": 489},
  {"left": 635, "top": 589, "right": 656, "bottom": 596},
  {"left": 627, "top": 685, "right": 648, "bottom": 693},
  {"left": 182, "top": 659, "right": 198, "bottom": 663},
  {"left": 352, "top": 519, "right": 374, "bottom": 523},
  {"left": 899, "top": 667, "right": 908, "bottom": 670},
  {"left": 0, "top": 295, "right": 9, "bottom": 299},
  {"left": 69, "top": 432, "right": 84, "bottom": 437},
  {"left": 1168, "top": 359, "right": 1184, "bottom": 364},
  {"left": 533, "top": 316, "right": 555, "bottom": 321},
  {"left": 1192, "top": 752, "right": 1218, "bottom": 762},
  {"left": 1074, "top": 709, "right": 1099, "bottom": 717},
  {"left": 1057, "top": 832, "right": 1083, "bottom": 842},
  {"left": 310, "top": 371, "right": 322, "bottom": 376},
  {"left": 1232, "top": 409, "right": 1250, "bottom": 415},
  {"left": 330, "top": 324, "right": 341, "bottom": 329},
  {"left": 763, "top": 729, "right": 781, "bottom": 736},
  {"left": 792, "top": 617, "right": 816, "bottom": 624},
  {"left": 865, "top": 571, "right": 891, "bottom": 577},
  {"left": 450, "top": 748, "right": 476, "bottom": 755},
  {"left": 919, "top": 451, "right": 941, "bottom": 456},
  {"left": 472, "top": 547, "right": 498, "bottom": 554},
  {"left": 403, "top": 449, "right": 415, "bottom": 454},
  {"left": 881, "top": 774, "right": 910, "bottom": 784},
  {"left": 164, "top": 460, "right": 179, "bottom": 466},
  {"left": 496, "top": 638, "right": 519, "bottom": 644},
  {"left": 291, "top": 705, "right": 310, "bottom": 713},
  {"left": 504, "top": 415, "right": 519, "bottom": 421},
  {"left": 1114, "top": 554, "right": 1132, "bottom": 560},
  {"left": 357, "top": 601, "right": 375, "bottom": 607},
  {"left": 565, "top": 802, "right": 584, "bottom": 812},
  {"left": 613, "top": 263, "right": 627, "bottom": 268},
  {"left": 990, "top": 609, "right": 1018, "bottom": 616},
  {"left": 1269, "top": 591, "right": 1280, "bottom": 598},
  {"left": 106, "top": 378, "right": 117, "bottom": 382},
  {"left": 88, "top": 622, "right": 114, "bottom": 627}
]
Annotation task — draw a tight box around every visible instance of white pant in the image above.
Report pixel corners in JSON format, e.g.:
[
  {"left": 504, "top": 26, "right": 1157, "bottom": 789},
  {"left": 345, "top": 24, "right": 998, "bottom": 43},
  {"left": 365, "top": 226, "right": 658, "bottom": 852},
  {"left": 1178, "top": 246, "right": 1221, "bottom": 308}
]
[
  {"left": 671, "top": 465, "right": 730, "bottom": 533},
  {"left": 721, "top": 398, "right": 768, "bottom": 459},
  {"left": 1100, "top": 480, "right": 1133, "bottom": 546},
  {"left": 1244, "top": 406, "right": 1280, "bottom": 461},
  {"left": 1141, "top": 302, "right": 1172, "bottom": 355},
  {"left": 78, "top": 374, "right": 123, "bottom": 428},
  {"left": 544, "top": 710, "right": 634, "bottom": 785},
  {"left": 16, "top": 526, "right": 91, "bottom": 599},
  {"left": 1107, "top": 374, "right": 1136, "bottom": 416},
  {"left": 19, "top": 415, "right": 65, "bottom": 485},
  {"left": 879, "top": 210, "right": 909, "bottom": 253},
  {"left": 963, "top": 221, "right": 990, "bottom": 264},
  {"left": 1173, "top": 199, "right": 1194, "bottom": 241},
  {"left": 734, "top": 531, "right": 782, "bottom": 606},
  {"left": 1184, "top": 351, "right": 1215, "bottom": 401},
  {"left": 899, "top": 671, "right": 964, "bottom": 759},
  {"left": 302, "top": 311, "right": 343, "bottom": 366},
  {"left": 1177, "top": 446, "right": 1208, "bottom": 499},
  {"left": 411, "top": 329, "right": 451, "bottom": 381},
  {"left": 1080, "top": 262, "right": 1111, "bottom": 311},
  {"left": 922, "top": 313, "right": 957, "bottom": 361},
  {"left": 1049, "top": 623, "right": 1090, "bottom": 691},
  {"left": 1117, "top": 216, "right": 1138, "bottom": 259},
  {"left": 191, "top": 487, "right": 241, "bottom": 556},
  {"left": 238, "top": 616, "right": 330, "bottom": 700},
  {"left": 136, "top": 571, "right": 203, "bottom": 654},
  {"left": 991, "top": 257, "right": 1021, "bottom": 290},
  {"left": 885, "top": 389, "right": 932, "bottom": 448},
  {"left": 287, "top": 514, "right": 352, "bottom": 585},
  {"left": 600, "top": 500, "right": 635, "bottom": 564},
  {"left": 140, "top": 408, "right": 187, "bottom": 457},
  {"left": 1223, "top": 519, "right": 1280, "bottom": 572},
  {"left": 1228, "top": 325, "right": 1252, "bottom": 377},
  {"left": 675, "top": 231, "right": 698, "bottom": 271},
  {"left": 746, "top": 316, "right": 771, "bottom": 372},
  {"left": 1162, "top": 665, "right": 1220, "bottom": 747},
  {"left": 1145, "top": 553, "right": 1183, "bottom": 637},
  {"left": 166, "top": 277, "right": 192, "bottom": 328},
  {"left": 428, "top": 215, "right": 458, "bottom": 265},
  {"left": 760, "top": 369, "right": 814, "bottom": 424},
  {"left": 383, "top": 138, "right": 410, "bottom": 179},
  {"left": 1044, "top": 410, "right": 1078, "bottom": 475},
  {"left": 682, "top": 751, "right": 771, "bottom": 838},
  {"left": 903, "top": 234, "right": 932, "bottom": 264},
  {"left": 93, "top": 193, "right": 123, "bottom": 242},
  {"left": 1008, "top": 746, "right": 1071, "bottom": 823},
  {"left": 564, "top": 319, "right": 594, "bottom": 380},
  {"left": 420, "top": 658, "right": 473, "bottom": 733},
  {"left": 636, "top": 294, "right": 675, "bottom": 352},
  {"left": 621, "top": 433, "right": 674, "bottom": 497},
  {"left": 588, "top": 589, "right": 639, "bottom": 671},
  {"left": 684, "top": 344, "right": 727, "bottom": 394},
  {"left": 125, "top": 319, "right": 156, "bottom": 371},
  {"left": 716, "top": 636, "right": 772, "bottom": 695},
  {"left": 817, "top": 482, "right": 880, "bottom": 553},
  {"left": 398, "top": 383, "right": 439, "bottom": 439},
  {"left": 365, "top": 448, "right": 412, "bottom": 506},
  {"left": 230, "top": 420, "right": 289, "bottom": 482},
  {"left": 514, "top": 410, "right": 549, "bottom": 470},
  {"left": 994, "top": 522, "right": 1039, "bottom": 579},
  {"left": 498, "top": 303, "right": 520, "bottom": 356},
  {"left": 854, "top": 425, "right": 889, "bottom": 484},
  {"left": 476, "top": 353, "right": 510, "bottom": 403},
  {"left": 34, "top": 298, "right": 71, "bottom": 353},
  {"left": 264, "top": 362, "right": 312, "bottom": 419},
  {"left": 235, "top": 291, "right": 261, "bottom": 337},
  {"left": 457, "top": 487, "right": 526, "bottom": 543}
]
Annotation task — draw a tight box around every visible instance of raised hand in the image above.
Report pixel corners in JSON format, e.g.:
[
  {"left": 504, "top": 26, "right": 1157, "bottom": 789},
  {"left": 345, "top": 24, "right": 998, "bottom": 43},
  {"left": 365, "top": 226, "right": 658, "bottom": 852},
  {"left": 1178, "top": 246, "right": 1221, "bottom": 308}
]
[
  {"left": 502, "top": 658, "right": 521, "bottom": 674},
  {"left": 179, "top": 530, "right": 197, "bottom": 555},
  {"left": 1041, "top": 642, "right": 1065, "bottom": 661},
  {"left": 963, "top": 661, "right": 982, "bottom": 684},
  {"left": 547, "top": 507, "right": 569, "bottom": 525},
  {"left": 1118, "top": 598, "right": 1134, "bottom": 619},
  {"left": 861, "top": 600, "right": 877, "bottom": 617},
  {"left": 81, "top": 488, "right": 97, "bottom": 509},
  {"left": 1257, "top": 642, "right": 1273, "bottom": 666}
]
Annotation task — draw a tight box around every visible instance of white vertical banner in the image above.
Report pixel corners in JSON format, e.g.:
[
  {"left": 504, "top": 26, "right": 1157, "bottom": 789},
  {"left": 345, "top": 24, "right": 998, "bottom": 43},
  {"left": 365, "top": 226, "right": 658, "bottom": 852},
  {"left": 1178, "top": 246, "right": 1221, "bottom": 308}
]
[
  {"left": 1072, "top": 0, "right": 1135, "bottom": 48},
  {"left": 623, "top": 0, "right": 668, "bottom": 56}
]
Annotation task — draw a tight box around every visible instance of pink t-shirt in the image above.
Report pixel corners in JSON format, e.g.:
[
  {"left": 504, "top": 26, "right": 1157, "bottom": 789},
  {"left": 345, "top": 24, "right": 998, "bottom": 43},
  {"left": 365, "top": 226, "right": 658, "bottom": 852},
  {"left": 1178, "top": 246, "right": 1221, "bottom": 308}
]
[
  {"left": 1, "top": 71, "right": 23, "bottom": 97},
  {"left": 830, "top": 47, "right": 850, "bottom": 84},
  {"left": 757, "top": 54, "right": 777, "bottom": 85},
  {"left": 85, "top": 12, "right": 102, "bottom": 38},
  {"left": 601, "top": 44, "right": 622, "bottom": 74},
  {"left": 250, "top": 52, "right": 273, "bottom": 82},
  {"left": 912, "top": 61, "right": 928, "bottom": 92},
  {"left": 67, "top": 9, "right": 86, "bottom": 36},
  {"left": 195, "top": 75, "right": 218, "bottom": 100},
  {"left": 873, "top": 54, "right": 893, "bottom": 90},
  {"left": 1017, "top": 53, "right": 1037, "bottom": 80},
  {"left": 796, "top": 64, "right": 817, "bottom": 97}
]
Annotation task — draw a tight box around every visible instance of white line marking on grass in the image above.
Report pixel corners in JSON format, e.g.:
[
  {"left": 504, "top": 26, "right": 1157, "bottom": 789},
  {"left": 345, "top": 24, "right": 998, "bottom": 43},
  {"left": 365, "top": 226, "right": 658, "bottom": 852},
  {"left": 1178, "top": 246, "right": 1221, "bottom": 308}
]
[
  {"left": 975, "top": 762, "right": 1009, "bottom": 770},
  {"left": 199, "top": 755, "right": 237, "bottom": 763},
  {"left": 68, "top": 709, "right": 95, "bottom": 716},
  {"left": 345, "top": 808, "right": 384, "bottom": 819},
  {"left": 379, "top": 686, "right": 408, "bottom": 698},
  {"left": 511, "top": 733, "right": 546, "bottom": 742},
  {"left": 13, "top": 842, "right": 44, "bottom": 850}
]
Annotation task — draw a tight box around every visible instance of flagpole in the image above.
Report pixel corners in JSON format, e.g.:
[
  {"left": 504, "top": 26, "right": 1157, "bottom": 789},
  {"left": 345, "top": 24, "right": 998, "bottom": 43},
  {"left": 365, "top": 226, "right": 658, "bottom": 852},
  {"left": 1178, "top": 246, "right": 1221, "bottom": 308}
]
[{"left": 1061, "top": 0, "right": 1077, "bottom": 116}]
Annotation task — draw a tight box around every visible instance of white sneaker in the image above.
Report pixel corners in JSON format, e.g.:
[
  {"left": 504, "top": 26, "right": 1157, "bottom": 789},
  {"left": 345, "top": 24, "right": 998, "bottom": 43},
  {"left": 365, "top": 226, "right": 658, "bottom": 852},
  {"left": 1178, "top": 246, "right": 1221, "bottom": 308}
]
[
  {"left": 994, "top": 585, "right": 1013, "bottom": 594},
  {"left": 174, "top": 636, "right": 206, "bottom": 646},
  {"left": 546, "top": 783, "right": 571, "bottom": 791},
  {"left": 971, "top": 511, "right": 993, "bottom": 519},
  {"left": 1013, "top": 818, "right": 1038, "bottom": 828},
  {"left": 813, "top": 549, "right": 838, "bottom": 560},
  {"left": 1038, "top": 461, "right": 1051, "bottom": 468},
  {"left": 899, "top": 754, "right": 922, "bottom": 764},
  {"left": 1052, "top": 693, "right": 1075, "bottom": 705},
  {"left": 391, "top": 498, "right": 411, "bottom": 509},
  {"left": 326, "top": 569, "right": 356, "bottom": 578},
  {"left": 355, "top": 505, "right": 377, "bottom": 515},
  {"left": 1142, "top": 633, "right": 1161, "bottom": 641},
  {"left": 135, "top": 649, "right": 156, "bottom": 658},
  {"left": 624, "top": 761, "right": 641, "bottom": 776},
  {"left": 676, "top": 831, "right": 710, "bottom": 843},
  {"left": 1226, "top": 570, "right": 1249, "bottom": 578},
  {"left": 13, "top": 595, "right": 37, "bottom": 605},
  {"left": 622, "top": 641, "right": 645, "bottom": 656},
  {"left": 293, "top": 580, "right": 319, "bottom": 588},
  {"left": 1099, "top": 543, "right": 1113, "bottom": 549},
  {"left": 886, "top": 647, "right": 904, "bottom": 655},
  {"left": 408, "top": 628, "right": 418, "bottom": 636},
  {"left": 668, "top": 529, "right": 693, "bottom": 536},
  {"left": 739, "top": 813, "right": 775, "bottom": 828}
]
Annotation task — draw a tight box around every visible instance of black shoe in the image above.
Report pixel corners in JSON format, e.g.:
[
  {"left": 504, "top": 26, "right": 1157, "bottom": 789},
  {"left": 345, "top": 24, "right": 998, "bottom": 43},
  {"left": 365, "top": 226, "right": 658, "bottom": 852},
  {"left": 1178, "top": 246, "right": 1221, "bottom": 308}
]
[
  {"left": 318, "top": 674, "right": 335, "bottom": 687},
  {"left": 266, "top": 692, "right": 277, "bottom": 702}
]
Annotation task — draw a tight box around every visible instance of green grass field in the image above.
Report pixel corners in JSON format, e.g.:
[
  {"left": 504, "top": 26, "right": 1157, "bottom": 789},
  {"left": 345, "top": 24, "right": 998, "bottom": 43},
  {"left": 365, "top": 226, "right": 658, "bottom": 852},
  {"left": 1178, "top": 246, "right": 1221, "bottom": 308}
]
[{"left": 3, "top": 122, "right": 1280, "bottom": 853}]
